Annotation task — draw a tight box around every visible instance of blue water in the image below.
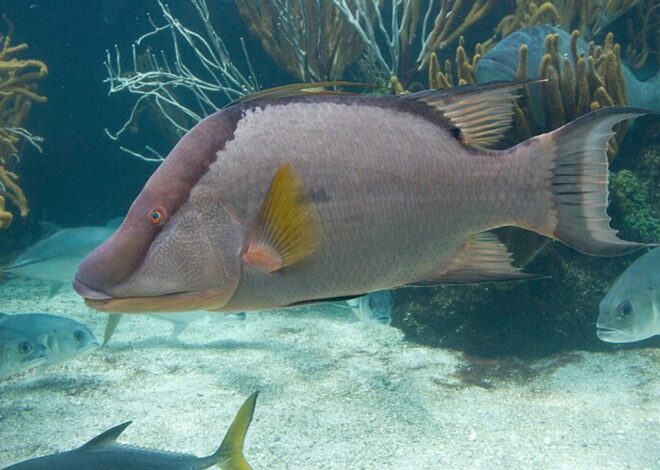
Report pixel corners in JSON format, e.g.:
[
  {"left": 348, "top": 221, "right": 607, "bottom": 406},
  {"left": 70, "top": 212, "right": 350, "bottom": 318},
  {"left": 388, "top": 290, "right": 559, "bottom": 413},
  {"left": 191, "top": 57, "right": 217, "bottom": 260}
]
[{"left": 1, "top": 1, "right": 658, "bottom": 468}]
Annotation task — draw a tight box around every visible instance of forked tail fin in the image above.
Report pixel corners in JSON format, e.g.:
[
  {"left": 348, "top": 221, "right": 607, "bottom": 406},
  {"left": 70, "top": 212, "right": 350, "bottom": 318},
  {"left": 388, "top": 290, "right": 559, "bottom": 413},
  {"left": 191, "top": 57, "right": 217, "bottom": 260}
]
[
  {"left": 205, "top": 391, "right": 258, "bottom": 470},
  {"left": 531, "top": 107, "right": 651, "bottom": 255}
]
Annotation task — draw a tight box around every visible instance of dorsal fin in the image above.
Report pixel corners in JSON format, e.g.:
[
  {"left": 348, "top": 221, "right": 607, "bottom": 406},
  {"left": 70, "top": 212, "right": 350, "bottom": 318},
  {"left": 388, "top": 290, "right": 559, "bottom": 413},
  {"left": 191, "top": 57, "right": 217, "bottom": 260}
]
[
  {"left": 105, "top": 217, "right": 124, "bottom": 229},
  {"left": 404, "top": 81, "right": 541, "bottom": 149},
  {"left": 37, "top": 221, "right": 61, "bottom": 239},
  {"left": 238, "top": 81, "right": 375, "bottom": 104},
  {"left": 424, "top": 232, "right": 533, "bottom": 284},
  {"left": 79, "top": 422, "right": 132, "bottom": 450}
]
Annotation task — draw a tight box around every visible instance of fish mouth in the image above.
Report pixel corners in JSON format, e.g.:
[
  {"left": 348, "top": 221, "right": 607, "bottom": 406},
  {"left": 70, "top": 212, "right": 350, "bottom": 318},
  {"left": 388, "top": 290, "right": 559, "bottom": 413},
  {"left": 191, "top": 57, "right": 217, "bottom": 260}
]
[
  {"left": 73, "top": 279, "right": 113, "bottom": 300},
  {"left": 25, "top": 354, "right": 48, "bottom": 369},
  {"left": 81, "top": 342, "right": 101, "bottom": 353},
  {"left": 77, "top": 287, "right": 230, "bottom": 313},
  {"left": 596, "top": 325, "right": 629, "bottom": 342}
]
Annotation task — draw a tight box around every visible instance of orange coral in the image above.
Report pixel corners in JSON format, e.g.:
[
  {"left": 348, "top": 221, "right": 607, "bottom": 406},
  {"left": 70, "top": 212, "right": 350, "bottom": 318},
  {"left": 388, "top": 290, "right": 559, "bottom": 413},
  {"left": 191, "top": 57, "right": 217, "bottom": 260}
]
[{"left": 0, "top": 15, "right": 47, "bottom": 228}]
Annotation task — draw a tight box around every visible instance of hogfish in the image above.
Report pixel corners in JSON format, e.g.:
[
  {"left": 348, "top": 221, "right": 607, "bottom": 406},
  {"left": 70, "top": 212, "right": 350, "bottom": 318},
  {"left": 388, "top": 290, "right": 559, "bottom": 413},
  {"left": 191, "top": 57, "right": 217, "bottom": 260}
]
[{"left": 73, "top": 82, "right": 650, "bottom": 313}]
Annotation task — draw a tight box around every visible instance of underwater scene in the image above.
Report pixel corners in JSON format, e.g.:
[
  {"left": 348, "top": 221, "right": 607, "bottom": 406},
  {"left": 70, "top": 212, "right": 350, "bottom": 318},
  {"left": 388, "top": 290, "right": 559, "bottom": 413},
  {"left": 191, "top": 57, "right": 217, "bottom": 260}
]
[{"left": 0, "top": 0, "right": 659, "bottom": 468}]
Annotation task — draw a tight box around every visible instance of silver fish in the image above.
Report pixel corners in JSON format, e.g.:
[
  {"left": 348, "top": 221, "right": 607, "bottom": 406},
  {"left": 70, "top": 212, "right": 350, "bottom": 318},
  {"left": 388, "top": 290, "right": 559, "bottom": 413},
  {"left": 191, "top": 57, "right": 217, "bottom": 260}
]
[
  {"left": 3, "top": 225, "right": 115, "bottom": 297},
  {"left": 5, "top": 391, "right": 258, "bottom": 470},
  {"left": 345, "top": 291, "right": 394, "bottom": 325},
  {"left": 102, "top": 311, "right": 211, "bottom": 345},
  {"left": 597, "top": 249, "right": 660, "bottom": 343},
  {"left": 74, "top": 82, "right": 649, "bottom": 313},
  {"left": 0, "top": 327, "right": 48, "bottom": 379},
  {"left": 0, "top": 313, "right": 99, "bottom": 367}
]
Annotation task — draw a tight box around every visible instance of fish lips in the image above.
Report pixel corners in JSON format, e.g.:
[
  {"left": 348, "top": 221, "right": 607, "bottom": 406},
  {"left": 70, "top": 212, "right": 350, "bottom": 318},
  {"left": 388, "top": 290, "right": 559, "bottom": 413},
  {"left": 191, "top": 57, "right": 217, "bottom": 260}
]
[
  {"left": 74, "top": 280, "right": 231, "bottom": 313},
  {"left": 73, "top": 278, "right": 113, "bottom": 301},
  {"left": 27, "top": 353, "right": 48, "bottom": 368},
  {"left": 596, "top": 324, "right": 631, "bottom": 342}
]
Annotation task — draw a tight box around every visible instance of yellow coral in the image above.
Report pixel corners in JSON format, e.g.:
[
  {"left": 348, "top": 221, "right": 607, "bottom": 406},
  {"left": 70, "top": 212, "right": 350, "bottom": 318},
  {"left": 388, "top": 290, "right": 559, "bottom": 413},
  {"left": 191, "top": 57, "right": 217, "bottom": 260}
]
[
  {"left": 0, "top": 15, "right": 47, "bottom": 228},
  {"left": 625, "top": 1, "right": 660, "bottom": 69},
  {"left": 0, "top": 195, "right": 12, "bottom": 229},
  {"left": 421, "top": 30, "right": 627, "bottom": 158},
  {"left": 235, "top": 0, "right": 366, "bottom": 81},
  {"left": 495, "top": 0, "right": 641, "bottom": 41}
]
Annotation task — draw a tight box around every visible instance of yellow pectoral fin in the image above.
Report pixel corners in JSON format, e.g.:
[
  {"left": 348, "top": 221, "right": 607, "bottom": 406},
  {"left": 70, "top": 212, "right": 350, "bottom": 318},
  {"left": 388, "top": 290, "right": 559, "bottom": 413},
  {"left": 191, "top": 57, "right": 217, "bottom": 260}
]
[{"left": 243, "top": 163, "right": 319, "bottom": 273}]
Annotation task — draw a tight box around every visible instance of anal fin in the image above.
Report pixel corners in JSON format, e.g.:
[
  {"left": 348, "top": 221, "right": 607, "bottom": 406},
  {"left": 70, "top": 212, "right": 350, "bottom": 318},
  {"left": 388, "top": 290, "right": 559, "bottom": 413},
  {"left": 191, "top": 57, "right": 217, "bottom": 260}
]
[{"left": 425, "top": 232, "right": 533, "bottom": 284}]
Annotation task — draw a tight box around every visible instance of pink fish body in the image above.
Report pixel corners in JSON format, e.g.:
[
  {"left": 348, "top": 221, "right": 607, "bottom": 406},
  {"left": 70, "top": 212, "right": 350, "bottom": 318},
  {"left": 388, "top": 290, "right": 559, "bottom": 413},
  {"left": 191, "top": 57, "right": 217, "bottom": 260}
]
[{"left": 74, "top": 83, "right": 647, "bottom": 313}]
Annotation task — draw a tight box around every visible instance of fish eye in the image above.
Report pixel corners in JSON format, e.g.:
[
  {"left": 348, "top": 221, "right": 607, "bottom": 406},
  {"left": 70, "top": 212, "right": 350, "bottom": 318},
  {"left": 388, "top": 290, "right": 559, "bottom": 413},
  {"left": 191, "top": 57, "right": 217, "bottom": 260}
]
[
  {"left": 18, "top": 341, "right": 32, "bottom": 354},
  {"left": 73, "top": 330, "right": 85, "bottom": 341},
  {"left": 617, "top": 300, "right": 633, "bottom": 318},
  {"left": 148, "top": 207, "right": 167, "bottom": 226}
]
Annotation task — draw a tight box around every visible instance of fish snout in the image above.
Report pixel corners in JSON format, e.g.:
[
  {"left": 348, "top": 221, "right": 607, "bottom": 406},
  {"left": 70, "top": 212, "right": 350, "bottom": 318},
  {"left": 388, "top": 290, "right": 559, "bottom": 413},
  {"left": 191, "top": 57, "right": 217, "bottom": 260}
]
[
  {"left": 74, "top": 223, "right": 153, "bottom": 302},
  {"left": 73, "top": 277, "right": 113, "bottom": 300},
  {"left": 596, "top": 323, "right": 630, "bottom": 342}
]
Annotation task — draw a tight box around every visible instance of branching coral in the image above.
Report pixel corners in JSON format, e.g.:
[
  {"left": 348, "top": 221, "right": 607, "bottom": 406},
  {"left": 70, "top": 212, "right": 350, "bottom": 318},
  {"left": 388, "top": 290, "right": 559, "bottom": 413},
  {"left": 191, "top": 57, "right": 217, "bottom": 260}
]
[
  {"left": 0, "top": 195, "right": 12, "bottom": 229},
  {"left": 105, "top": 0, "right": 259, "bottom": 161},
  {"left": 330, "top": 0, "right": 495, "bottom": 85},
  {"left": 424, "top": 37, "right": 483, "bottom": 89},
  {"left": 424, "top": 30, "right": 628, "bottom": 156},
  {"left": 236, "top": 0, "right": 367, "bottom": 81},
  {"left": 625, "top": 0, "right": 659, "bottom": 69},
  {"left": 522, "top": 30, "right": 627, "bottom": 150},
  {"left": 0, "top": 15, "right": 47, "bottom": 228},
  {"left": 495, "top": 0, "right": 641, "bottom": 41}
]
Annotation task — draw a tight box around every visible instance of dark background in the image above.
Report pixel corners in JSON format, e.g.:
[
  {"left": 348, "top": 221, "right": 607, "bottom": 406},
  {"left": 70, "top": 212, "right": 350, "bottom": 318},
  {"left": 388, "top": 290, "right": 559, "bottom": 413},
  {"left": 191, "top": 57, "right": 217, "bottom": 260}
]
[{"left": 2, "top": 0, "right": 275, "bottom": 229}]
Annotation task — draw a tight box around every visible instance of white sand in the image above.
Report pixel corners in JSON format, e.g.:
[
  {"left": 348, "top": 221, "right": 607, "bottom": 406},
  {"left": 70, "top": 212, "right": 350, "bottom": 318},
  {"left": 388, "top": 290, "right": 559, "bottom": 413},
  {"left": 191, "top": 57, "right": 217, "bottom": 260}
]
[{"left": 1, "top": 276, "right": 658, "bottom": 469}]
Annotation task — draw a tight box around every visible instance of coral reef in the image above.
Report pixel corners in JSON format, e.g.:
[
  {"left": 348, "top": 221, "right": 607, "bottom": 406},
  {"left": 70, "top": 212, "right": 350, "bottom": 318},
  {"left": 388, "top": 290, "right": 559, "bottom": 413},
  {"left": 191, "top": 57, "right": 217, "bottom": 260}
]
[
  {"left": 424, "top": 29, "right": 628, "bottom": 153},
  {"left": 329, "top": 0, "right": 496, "bottom": 86},
  {"left": 495, "top": 0, "right": 641, "bottom": 41},
  {"left": 0, "top": 15, "right": 47, "bottom": 228},
  {"left": 393, "top": 118, "right": 660, "bottom": 358},
  {"left": 517, "top": 30, "right": 627, "bottom": 151},
  {"left": 625, "top": 0, "right": 660, "bottom": 70},
  {"left": 610, "top": 169, "right": 660, "bottom": 242},
  {"left": 609, "top": 116, "right": 660, "bottom": 243},
  {"left": 105, "top": 0, "right": 258, "bottom": 161},
  {"left": 0, "top": 195, "right": 11, "bottom": 229},
  {"left": 236, "top": 0, "right": 366, "bottom": 81},
  {"left": 392, "top": 244, "right": 657, "bottom": 358}
]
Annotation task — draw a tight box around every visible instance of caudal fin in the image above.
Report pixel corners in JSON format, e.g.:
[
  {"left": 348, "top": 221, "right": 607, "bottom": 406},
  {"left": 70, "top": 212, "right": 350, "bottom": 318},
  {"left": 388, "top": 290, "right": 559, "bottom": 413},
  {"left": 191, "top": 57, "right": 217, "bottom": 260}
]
[
  {"left": 535, "top": 107, "right": 651, "bottom": 255},
  {"left": 207, "top": 391, "right": 258, "bottom": 470}
]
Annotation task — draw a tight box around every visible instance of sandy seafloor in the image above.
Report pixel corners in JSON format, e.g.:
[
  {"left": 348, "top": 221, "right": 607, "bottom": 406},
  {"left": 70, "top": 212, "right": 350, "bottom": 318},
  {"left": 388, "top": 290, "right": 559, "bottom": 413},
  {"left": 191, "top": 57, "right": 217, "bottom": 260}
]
[{"left": 0, "top": 277, "right": 658, "bottom": 470}]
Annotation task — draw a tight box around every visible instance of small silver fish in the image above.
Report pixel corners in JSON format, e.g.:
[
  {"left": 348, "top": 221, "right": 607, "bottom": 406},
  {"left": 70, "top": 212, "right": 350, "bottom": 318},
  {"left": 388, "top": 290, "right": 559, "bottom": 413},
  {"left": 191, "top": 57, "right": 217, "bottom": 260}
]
[
  {"left": 0, "top": 327, "right": 48, "bottom": 379},
  {"left": 345, "top": 291, "right": 394, "bottom": 325},
  {"left": 597, "top": 249, "right": 660, "bottom": 343},
  {"left": 5, "top": 391, "right": 258, "bottom": 469},
  {"left": 102, "top": 311, "right": 211, "bottom": 345},
  {"left": 0, "top": 313, "right": 99, "bottom": 367},
  {"left": 3, "top": 225, "right": 115, "bottom": 297}
]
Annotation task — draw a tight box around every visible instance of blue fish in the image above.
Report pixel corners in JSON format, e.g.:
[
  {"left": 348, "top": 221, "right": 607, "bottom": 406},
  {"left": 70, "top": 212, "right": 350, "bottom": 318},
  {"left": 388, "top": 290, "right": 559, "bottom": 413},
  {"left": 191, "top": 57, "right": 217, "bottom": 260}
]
[
  {"left": 0, "top": 327, "right": 48, "bottom": 379},
  {"left": 475, "top": 25, "right": 660, "bottom": 126},
  {"left": 0, "top": 313, "right": 99, "bottom": 369}
]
